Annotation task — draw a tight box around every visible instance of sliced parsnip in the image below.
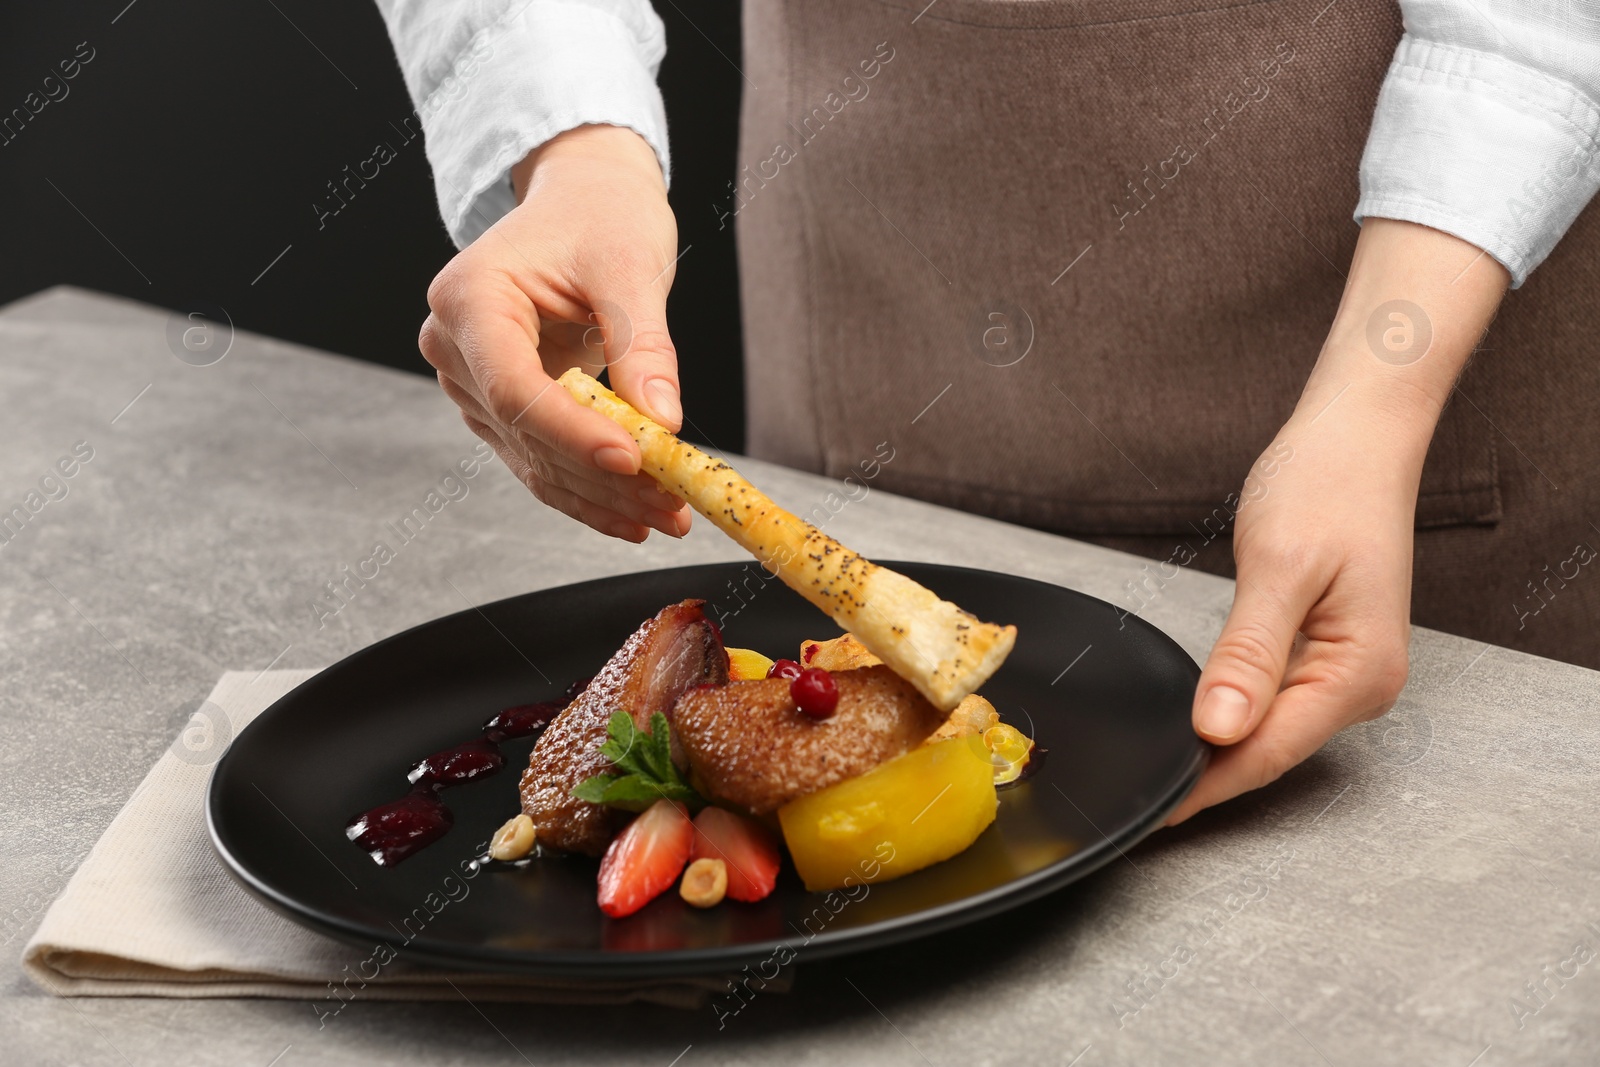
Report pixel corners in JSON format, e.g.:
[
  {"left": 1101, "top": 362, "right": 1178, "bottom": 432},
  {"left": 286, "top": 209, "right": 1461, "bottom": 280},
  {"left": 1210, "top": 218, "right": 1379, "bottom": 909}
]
[{"left": 558, "top": 368, "right": 1016, "bottom": 711}]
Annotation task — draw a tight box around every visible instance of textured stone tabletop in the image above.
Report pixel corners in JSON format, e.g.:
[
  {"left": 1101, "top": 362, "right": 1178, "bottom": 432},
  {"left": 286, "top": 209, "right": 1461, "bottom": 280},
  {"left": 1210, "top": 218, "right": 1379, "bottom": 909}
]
[{"left": 1, "top": 287, "right": 1596, "bottom": 1066}]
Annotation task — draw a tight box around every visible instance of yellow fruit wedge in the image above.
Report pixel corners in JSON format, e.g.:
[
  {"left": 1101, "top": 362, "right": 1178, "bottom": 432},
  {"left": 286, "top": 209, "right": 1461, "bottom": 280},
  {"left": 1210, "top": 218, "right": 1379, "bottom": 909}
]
[
  {"left": 725, "top": 647, "right": 775, "bottom": 682},
  {"left": 777, "top": 735, "right": 998, "bottom": 891}
]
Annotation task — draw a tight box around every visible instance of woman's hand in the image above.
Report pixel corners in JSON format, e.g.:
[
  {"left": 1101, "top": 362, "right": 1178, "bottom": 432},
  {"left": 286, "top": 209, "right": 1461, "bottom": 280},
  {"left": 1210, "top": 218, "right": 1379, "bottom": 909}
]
[
  {"left": 1165, "top": 401, "right": 1418, "bottom": 823},
  {"left": 1167, "top": 218, "right": 1509, "bottom": 824},
  {"left": 418, "top": 124, "right": 692, "bottom": 542}
]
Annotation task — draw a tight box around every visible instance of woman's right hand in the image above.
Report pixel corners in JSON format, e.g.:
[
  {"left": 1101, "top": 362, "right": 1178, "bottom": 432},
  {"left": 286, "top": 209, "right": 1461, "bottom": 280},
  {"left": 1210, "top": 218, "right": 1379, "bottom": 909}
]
[{"left": 418, "top": 123, "right": 692, "bottom": 542}]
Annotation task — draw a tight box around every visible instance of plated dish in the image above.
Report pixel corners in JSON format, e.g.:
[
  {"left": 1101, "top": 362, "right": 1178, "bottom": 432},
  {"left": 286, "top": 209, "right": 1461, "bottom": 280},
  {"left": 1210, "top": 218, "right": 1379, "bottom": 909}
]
[
  {"left": 208, "top": 376, "right": 1207, "bottom": 975},
  {"left": 208, "top": 561, "right": 1204, "bottom": 976},
  {"left": 344, "top": 608, "right": 1041, "bottom": 917}
]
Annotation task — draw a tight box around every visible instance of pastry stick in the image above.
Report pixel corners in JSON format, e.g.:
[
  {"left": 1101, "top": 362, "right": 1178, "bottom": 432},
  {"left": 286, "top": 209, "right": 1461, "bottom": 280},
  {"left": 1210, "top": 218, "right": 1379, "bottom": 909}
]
[{"left": 559, "top": 369, "right": 1016, "bottom": 711}]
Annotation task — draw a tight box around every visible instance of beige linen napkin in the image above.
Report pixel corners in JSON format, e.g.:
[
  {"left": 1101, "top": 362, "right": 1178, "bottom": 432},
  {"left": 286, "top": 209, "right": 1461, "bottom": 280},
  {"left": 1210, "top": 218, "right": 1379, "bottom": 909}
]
[{"left": 22, "top": 669, "right": 747, "bottom": 1008}]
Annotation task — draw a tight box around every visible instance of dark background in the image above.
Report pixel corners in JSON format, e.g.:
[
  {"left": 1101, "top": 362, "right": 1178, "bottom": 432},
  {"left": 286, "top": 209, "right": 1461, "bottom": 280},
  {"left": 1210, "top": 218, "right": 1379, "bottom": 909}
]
[{"left": 0, "top": 0, "right": 746, "bottom": 450}]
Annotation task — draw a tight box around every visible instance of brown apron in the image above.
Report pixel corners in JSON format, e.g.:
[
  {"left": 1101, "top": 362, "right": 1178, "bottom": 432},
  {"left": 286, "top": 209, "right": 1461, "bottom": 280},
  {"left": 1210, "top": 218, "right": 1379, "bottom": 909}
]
[{"left": 734, "top": 0, "right": 1600, "bottom": 670}]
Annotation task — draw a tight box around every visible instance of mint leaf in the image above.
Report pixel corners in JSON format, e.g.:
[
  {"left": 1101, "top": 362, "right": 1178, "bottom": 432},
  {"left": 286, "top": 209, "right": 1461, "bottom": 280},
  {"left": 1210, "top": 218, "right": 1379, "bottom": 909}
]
[
  {"left": 570, "top": 710, "right": 705, "bottom": 811},
  {"left": 596, "top": 710, "right": 641, "bottom": 772},
  {"left": 571, "top": 773, "right": 617, "bottom": 804},
  {"left": 610, "top": 774, "right": 698, "bottom": 810},
  {"left": 636, "top": 711, "right": 676, "bottom": 783},
  {"left": 598, "top": 776, "right": 668, "bottom": 807}
]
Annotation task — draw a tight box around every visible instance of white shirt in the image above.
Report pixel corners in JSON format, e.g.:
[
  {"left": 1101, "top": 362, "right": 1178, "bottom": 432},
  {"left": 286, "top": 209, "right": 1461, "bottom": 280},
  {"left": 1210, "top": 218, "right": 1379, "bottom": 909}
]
[{"left": 374, "top": 0, "right": 1600, "bottom": 288}]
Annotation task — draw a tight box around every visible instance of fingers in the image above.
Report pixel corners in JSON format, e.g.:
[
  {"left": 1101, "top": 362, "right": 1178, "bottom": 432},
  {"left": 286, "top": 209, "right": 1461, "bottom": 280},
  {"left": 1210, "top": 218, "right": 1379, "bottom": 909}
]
[
  {"left": 1191, "top": 559, "right": 1323, "bottom": 745},
  {"left": 452, "top": 387, "right": 689, "bottom": 537},
  {"left": 1171, "top": 559, "right": 1408, "bottom": 825},
  {"left": 1164, "top": 648, "right": 1402, "bottom": 825},
  {"left": 436, "top": 370, "right": 684, "bottom": 515},
  {"left": 422, "top": 287, "right": 693, "bottom": 540},
  {"left": 583, "top": 256, "right": 682, "bottom": 433},
  {"left": 462, "top": 414, "right": 655, "bottom": 541},
  {"left": 1166, "top": 683, "right": 1345, "bottom": 825},
  {"left": 423, "top": 277, "right": 643, "bottom": 477}
]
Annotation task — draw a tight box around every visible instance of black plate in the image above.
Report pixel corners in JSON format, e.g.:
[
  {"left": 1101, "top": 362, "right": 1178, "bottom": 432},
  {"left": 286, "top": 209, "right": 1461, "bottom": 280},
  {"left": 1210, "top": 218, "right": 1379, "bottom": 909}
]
[{"left": 208, "top": 562, "right": 1206, "bottom": 977}]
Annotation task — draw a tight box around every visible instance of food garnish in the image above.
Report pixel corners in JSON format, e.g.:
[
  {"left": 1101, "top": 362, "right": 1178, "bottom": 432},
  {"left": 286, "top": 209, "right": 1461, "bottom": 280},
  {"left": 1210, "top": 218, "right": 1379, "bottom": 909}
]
[
  {"left": 767, "top": 658, "right": 803, "bottom": 680},
  {"left": 931, "top": 694, "right": 1002, "bottom": 742},
  {"left": 558, "top": 368, "right": 1016, "bottom": 712},
  {"left": 571, "top": 711, "right": 704, "bottom": 812},
  {"left": 489, "top": 814, "right": 537, "bottom": 861},
  {"left": 790, "top": 667, "right": 839, "bottom": 719},
  {"left": 680, "top": 858, "right": 728, "bottom": 908},
  {"left": 690, "top": 807, "right": 780, "bottom": 903},
  {"left": 778, "top": 735, "right": 998, "bottom": 892},
  {"left": 596, "top": 799, "right": 694, "bottom": 918},
  {"left": 726, "top": 646, "right": 775, "bottom": 681},
  {"left": 483, "top": 701, "right": 564, "bottom": 738},
  {"left": 984, "top": 723, "right": 1036, "bottom": 786},
  {"left": 799, "top": 634, "right": 879, "bottom": 672},
  {"left": 347, "top": 686, "right": 566, "bottom": 867}
]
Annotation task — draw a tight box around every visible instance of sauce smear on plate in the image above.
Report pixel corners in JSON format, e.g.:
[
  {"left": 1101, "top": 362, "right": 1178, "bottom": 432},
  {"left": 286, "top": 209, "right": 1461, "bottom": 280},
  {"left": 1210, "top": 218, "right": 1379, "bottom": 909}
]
[{"left": 345, "top": 696, "right": 568, "bottom": 866}]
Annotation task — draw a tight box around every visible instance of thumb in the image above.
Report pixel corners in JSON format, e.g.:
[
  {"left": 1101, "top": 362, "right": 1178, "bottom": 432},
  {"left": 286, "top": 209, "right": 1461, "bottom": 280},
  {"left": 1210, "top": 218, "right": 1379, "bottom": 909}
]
[
  {"left": 1193, "top": 568, "right": 1315, "bottom": 745},
  {"left": 591, "top": 272, "right": 682, "bottom": 433}
]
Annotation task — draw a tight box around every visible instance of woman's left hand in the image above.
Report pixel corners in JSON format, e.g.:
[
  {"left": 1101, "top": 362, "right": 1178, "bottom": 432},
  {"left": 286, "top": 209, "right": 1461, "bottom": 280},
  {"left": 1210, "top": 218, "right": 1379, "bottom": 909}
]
[
  {"left": 1164, "top": 402, "right": 1417, "bottom": 824},
  {"left": 1167, "top": 218, "right": 1509, "bottom": 825}
]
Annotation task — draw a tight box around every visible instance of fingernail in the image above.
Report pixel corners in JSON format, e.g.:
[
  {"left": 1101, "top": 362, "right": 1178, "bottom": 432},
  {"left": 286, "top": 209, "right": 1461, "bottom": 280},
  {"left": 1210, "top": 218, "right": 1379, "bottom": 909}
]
[
  {"left": 645, "top": 378, "right": 681, "bottom": 427},
  {"left": 593, "top": 446, "right": 638, "bottom": 475},
  {"left": 607, "top": 520, "right": 641, "bottom": 541},
  {"left": 1197, "top": 686, "right": 1251, "bottom": 741}
]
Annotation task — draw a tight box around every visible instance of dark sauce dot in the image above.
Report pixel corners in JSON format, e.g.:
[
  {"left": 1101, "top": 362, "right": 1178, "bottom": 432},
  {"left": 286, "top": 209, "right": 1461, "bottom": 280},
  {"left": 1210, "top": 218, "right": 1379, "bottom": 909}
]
[
  {"left": 345, "top": 787, "right": 455, "bottom": 867},
  {"left": 482, "top": 701, "right": 562, "bottom": 740},
  {"left": 407, "top": 738, "right": 505, "bottom": 786}
]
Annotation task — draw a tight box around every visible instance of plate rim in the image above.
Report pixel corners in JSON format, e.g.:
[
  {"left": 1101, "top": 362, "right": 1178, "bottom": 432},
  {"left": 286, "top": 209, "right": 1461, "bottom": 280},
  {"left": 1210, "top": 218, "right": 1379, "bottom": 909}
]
[{"left": 207, "top": 560, "right": 1208, "bottom": 977}]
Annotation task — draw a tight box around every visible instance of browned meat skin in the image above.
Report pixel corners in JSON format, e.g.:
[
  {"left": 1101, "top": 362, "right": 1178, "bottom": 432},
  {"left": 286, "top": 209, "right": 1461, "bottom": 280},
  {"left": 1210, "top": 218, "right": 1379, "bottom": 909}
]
[
  {"left": 519, "top": 599, "right": 728, "bottom": 855},
  {"left": 673, "top": 665, "right": 946, "bottom": 814}
]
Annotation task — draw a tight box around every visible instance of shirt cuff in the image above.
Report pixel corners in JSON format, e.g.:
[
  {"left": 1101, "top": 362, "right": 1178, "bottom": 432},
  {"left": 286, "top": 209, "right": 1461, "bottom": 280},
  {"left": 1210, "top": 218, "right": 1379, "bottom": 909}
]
[
  {"left": 1355, "top": 35, "right": 1600, "bottom": 288},
  {"left": 416, "top": 3, "right": 670, "bottom": 249}
]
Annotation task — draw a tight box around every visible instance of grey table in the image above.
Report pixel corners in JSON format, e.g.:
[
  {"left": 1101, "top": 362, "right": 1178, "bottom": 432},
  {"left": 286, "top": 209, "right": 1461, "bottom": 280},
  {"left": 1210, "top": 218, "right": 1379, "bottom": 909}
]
[{"left": 2, "top": 287, "right": 1595, "bottom": 1066}]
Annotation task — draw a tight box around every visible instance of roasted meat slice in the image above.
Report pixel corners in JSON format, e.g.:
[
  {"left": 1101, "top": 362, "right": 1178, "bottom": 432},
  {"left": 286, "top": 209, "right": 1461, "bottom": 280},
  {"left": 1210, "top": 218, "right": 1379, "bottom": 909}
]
[
  {"left": 520, "top": 600, "right": 727, "bottom": 855},
  {"left": 673, "top": 665, "right": 946, "bottom": 814}
]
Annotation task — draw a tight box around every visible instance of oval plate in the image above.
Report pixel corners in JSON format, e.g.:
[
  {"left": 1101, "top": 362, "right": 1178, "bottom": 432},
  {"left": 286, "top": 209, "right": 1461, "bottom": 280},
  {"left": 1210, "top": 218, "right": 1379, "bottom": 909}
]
[{"left": 208, "top": 562, "right": 1206, "bottom": 978}]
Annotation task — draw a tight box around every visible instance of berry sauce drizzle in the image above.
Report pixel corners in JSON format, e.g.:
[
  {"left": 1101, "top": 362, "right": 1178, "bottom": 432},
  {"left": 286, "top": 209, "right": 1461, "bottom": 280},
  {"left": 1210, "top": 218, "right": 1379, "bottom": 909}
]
[{"left": 345, "top": 690, "right": 578, "bottom": 867}]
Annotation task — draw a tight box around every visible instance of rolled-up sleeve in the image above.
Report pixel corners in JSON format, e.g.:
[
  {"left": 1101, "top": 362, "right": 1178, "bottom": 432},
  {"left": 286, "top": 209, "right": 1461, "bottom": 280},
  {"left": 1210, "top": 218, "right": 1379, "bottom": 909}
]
[
  {"left": 1356, "top": 0, "right": 1600, "bottom": 287},
  {"left": 374, "top": 0, "right": 670, "bottom": 249}
]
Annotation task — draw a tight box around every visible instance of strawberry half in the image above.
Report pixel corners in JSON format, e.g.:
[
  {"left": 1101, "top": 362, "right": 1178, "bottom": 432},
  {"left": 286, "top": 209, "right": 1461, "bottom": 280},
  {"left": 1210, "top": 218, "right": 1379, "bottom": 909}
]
[
  {"left": 691, "top": 807, "right": 780, "bottom": 902},
  {"left": 596, "top": 799, "right": 693, "bottom": 918}
]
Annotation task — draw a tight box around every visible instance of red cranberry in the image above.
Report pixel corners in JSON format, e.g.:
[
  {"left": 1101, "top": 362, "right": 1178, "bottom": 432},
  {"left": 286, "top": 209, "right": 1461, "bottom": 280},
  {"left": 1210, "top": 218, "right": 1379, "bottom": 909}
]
[
  {"left": 767, "top": 658, "right": 803, "bottom": 680},
  {"left": 791, "top": 668, "right": 839, "bottom": 720},
  {"left": 802, "top": 644, "right": 817, "bottom": 663}
]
